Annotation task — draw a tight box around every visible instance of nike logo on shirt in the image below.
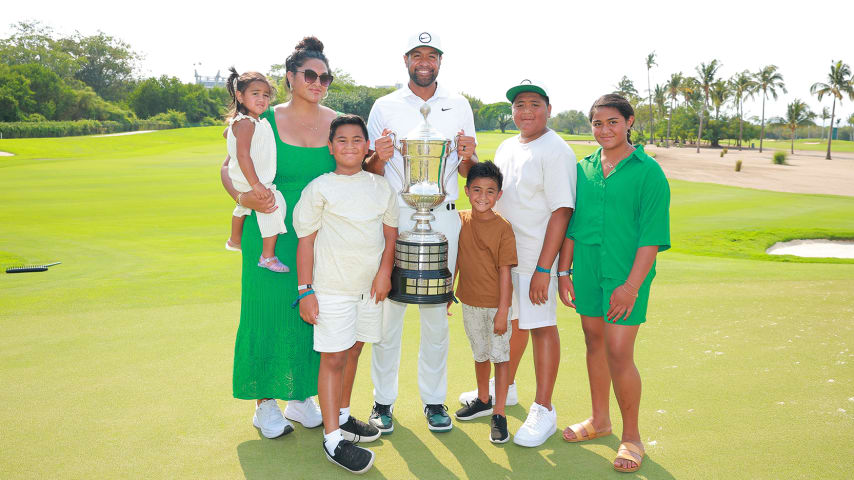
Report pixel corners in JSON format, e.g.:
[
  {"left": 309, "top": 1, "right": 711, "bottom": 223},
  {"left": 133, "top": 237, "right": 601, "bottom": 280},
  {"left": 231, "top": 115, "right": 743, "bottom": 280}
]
[{"left": 441, "top": 107, "right": 453, "bottom": 111}]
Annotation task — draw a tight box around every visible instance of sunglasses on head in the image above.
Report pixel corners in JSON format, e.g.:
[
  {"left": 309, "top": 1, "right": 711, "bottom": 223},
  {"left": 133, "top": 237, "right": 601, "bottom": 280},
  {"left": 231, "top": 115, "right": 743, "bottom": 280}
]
[{"left": 297, "top": 69, "right": 334, "bottom": 87}]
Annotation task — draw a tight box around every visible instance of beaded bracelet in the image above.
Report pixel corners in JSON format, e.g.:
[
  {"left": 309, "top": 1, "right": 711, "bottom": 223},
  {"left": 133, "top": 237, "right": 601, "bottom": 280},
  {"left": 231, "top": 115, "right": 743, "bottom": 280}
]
[{"left": 556, "top": 269, "right": 573, "bottom": 277}]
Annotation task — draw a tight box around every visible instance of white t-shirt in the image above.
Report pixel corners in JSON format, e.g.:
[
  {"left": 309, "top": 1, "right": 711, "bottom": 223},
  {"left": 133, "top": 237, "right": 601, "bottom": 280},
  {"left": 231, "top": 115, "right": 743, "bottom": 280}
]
[
  {"left": 367, "top": 84, "right": 476, "bottom": 202},
  {"left": 292, "top": 171, "right": 399, "bottom": 295},
  {"left": 493, "top": 129, "right": 577, "bottom": 276}
]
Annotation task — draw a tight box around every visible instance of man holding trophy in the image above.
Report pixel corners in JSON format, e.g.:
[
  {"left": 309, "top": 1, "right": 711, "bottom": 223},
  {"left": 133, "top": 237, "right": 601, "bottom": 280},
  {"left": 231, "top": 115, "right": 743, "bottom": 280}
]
[{"left": 364, "top": 31, "right": 477, "bottom": 433}]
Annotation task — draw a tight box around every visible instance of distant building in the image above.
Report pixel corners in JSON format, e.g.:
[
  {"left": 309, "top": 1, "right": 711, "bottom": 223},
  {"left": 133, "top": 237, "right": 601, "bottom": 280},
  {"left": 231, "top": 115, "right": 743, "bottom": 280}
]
[
  {"left": 195, "top": 70, "right": 226, "bottom": 89},
  {"left": 376, "top": 83, "right": 404, "bottom": 90}
]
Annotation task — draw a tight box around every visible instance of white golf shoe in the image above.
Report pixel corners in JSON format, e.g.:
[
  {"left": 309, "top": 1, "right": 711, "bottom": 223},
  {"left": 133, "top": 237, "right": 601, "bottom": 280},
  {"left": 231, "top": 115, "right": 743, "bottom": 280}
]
[
  {"left": 458, "top": 378, "right": 518, "bottom": 406},
  {"left": 284, "top": 397, "right": 323, "bottom": 428},
  {"left": 253, "top": 399, "right": 294, "bottom": 438},
  {"left": 513, "top": 402, "right": 556, "bottom": 447}
]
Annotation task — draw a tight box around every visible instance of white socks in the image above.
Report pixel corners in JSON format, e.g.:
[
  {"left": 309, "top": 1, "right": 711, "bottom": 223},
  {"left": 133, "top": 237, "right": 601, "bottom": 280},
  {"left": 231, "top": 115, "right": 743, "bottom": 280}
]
[
  {"left": 324, "top": 429, "right": 343, "bottom": 452},
  {"left": 339, "top": 407, "right": 350, "bottom": 425}
]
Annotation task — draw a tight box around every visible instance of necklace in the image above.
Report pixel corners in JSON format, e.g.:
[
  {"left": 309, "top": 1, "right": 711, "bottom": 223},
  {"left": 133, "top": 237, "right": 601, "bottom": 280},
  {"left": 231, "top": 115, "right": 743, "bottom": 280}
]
[{"left": 299, "top": 116, "right": 318, "bottom": 132}]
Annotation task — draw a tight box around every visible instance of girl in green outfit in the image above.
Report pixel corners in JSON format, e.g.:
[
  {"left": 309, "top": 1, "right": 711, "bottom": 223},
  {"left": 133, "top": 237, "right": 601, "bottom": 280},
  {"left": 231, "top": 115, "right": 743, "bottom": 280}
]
[
  {"left": 220, "top": 36, "right": 337, "bottom": 439},
  {"left": 557, "top": 94, "right": 670, "bottom": 473}
]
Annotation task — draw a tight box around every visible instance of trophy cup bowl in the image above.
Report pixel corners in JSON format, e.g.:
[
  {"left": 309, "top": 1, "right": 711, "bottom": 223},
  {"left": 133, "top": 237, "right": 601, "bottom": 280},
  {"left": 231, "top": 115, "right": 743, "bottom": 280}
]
[{"left": 386, "top": 104, "right": 459, "bottom": 304}]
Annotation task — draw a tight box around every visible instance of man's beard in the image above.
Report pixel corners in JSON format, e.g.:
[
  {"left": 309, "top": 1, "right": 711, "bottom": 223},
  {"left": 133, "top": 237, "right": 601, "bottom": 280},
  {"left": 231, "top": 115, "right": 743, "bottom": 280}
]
[{"left": 409, "top": 69, "right": 437, "bottom": 87}]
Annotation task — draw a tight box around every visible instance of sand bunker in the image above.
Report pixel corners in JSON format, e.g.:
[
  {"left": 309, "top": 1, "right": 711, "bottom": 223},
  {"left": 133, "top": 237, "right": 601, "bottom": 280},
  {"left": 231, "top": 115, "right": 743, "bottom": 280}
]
[{"left": 766, "top": 239, "right": 854, "bottom": 259}]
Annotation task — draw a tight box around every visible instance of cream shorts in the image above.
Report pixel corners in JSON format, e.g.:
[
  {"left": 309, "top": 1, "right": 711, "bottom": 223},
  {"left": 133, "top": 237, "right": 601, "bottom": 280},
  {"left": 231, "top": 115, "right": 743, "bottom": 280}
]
[
  {"left": 313, "top": 292, "right": 383, "bottom": 353},
  {"left": 510, "top": 271, "right": 558, "bottom": 330},
  {"left": 462, "top": 303, "right": 511, "bottom": 363}
]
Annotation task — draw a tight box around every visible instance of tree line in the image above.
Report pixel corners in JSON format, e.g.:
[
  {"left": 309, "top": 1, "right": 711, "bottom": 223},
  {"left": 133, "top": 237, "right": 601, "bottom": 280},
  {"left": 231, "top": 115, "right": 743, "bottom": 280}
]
[
  {"left": 627, "top": 52, "right": 854, "bottom": 159},
  {"left": 0, "top": 21, "right": 227, "bottom": 137}
]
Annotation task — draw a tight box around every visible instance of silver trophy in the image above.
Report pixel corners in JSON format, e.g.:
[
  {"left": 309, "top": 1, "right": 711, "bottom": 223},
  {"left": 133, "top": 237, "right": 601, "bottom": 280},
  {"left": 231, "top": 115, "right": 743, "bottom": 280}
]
[{"left": 386, "top": 104, "right": 460, "bottom": 304}]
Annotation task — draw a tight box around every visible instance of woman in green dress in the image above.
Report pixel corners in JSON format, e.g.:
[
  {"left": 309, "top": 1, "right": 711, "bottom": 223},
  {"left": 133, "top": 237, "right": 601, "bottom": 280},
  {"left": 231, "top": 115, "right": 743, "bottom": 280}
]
[{"left": 220, "top": 36, "right": 338, "bottom": 438}]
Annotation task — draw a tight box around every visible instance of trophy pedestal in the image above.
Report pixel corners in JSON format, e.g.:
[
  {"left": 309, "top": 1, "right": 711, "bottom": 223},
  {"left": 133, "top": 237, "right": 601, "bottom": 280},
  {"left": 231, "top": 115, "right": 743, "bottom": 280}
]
[{"left": 388, "top": 238, "right": 453, "bottom": 304}]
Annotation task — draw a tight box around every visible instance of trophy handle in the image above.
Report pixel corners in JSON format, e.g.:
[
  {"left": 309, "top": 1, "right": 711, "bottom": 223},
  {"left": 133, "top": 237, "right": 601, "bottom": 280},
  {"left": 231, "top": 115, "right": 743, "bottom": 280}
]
[
  {"left": 442, "top": 133, "right": 463, "bottom": 189},
  {"left": 384, "top": 131, "right": 406, "bottom": 187}
]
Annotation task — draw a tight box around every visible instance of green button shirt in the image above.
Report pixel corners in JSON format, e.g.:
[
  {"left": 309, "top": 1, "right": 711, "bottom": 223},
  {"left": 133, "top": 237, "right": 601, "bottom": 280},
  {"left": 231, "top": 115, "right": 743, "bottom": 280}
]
[{"left": 566, "top": 145, "right": 671, "bottom": 281}]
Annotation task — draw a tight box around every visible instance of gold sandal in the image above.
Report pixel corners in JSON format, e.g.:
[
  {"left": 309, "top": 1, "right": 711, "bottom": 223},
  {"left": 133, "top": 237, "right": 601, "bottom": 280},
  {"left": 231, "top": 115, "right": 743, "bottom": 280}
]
[
  {"left": 562, "top": 419, "right": 611, "bottom": 443},
  {"left": 614, "top": 442, "right": 644, "bottom": 473}
]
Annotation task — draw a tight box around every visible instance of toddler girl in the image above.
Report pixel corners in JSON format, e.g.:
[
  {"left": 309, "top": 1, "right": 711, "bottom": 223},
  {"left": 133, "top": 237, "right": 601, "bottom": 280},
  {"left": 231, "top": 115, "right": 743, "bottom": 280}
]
[{"left": 225, "top": 67, "right": 289, "bottom": 272}]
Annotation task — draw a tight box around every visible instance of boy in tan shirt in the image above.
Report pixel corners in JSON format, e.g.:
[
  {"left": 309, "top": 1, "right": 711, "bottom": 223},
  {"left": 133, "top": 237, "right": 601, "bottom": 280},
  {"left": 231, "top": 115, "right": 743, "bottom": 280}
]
[{"left": 452, "top": 161, "right": 517, "bottom": 443}]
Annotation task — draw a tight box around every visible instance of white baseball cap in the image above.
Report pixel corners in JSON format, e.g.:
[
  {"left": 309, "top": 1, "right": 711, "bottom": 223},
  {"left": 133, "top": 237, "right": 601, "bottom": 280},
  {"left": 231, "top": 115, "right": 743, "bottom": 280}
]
[{"left": 405, "top": 31, "right": 443, "bottom": 55}]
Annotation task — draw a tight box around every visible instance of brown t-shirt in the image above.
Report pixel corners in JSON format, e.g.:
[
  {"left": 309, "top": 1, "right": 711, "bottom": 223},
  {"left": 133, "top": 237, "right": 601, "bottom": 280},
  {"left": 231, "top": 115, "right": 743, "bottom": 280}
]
[{"left": 455, "top": 209, "right": 518, "bottom": 308}]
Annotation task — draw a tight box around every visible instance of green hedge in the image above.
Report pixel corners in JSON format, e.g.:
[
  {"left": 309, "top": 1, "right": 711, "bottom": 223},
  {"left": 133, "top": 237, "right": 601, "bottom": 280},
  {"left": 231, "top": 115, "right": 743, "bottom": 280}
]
[{"left": 0, "top": 119, "right": 176, "bottom": 139}]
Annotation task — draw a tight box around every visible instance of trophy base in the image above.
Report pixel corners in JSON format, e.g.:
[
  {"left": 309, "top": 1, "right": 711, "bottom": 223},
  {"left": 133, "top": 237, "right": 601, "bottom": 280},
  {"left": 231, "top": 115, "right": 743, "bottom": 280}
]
[{"left": 388, "top": 239, "right": 453, "bottom": 304}]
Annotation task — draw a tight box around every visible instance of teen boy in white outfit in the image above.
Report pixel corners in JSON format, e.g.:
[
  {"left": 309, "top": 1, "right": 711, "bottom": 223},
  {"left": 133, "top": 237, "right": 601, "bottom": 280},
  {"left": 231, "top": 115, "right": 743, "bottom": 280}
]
[
  {"left": 493, "top": 80, "right": 576, "bottom": 447},
  {"left": 364, "top": 31, "right": 477, "bottom": 433}
]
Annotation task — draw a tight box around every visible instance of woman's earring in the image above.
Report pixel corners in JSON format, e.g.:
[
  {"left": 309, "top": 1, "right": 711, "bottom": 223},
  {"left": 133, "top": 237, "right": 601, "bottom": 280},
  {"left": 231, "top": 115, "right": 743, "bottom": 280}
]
[{"left": 323, "top": 91, "right": 329, "bottom": 100}]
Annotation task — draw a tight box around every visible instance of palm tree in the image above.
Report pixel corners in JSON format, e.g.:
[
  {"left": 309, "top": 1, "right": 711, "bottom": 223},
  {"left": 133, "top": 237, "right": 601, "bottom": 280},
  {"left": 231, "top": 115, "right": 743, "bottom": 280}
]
[
  {"left": 820, "top": 106, "right": 830, "bottom": 139},
  {"left": 729, "top": 71, "right": 756, "bottom": 150},
  {"left": 665, "top": 72, "right": 683, "bottom": 147},
  {"left": 654, "top": 83, "right": 667, "bottom": 143},
  {"left": 614, "top": 76, "right": 639, "bottom": 101},
  {"left": 646, "top": 51, "right": 657, "bottom": 144},
  {"left": 810, "top": 60, "right": 854, "bottom": 159},
  {"left": 753, "top": 65, "right": 787, "bottom": 153},
  {"left": 710, "top": 80, "right": 730, "bottom": 121},
  {"left": 777, "top": 99, "right": 816, "bottom": 154},
  {"left": 694, "top": 59, "right": 721, "bottom": 153}
]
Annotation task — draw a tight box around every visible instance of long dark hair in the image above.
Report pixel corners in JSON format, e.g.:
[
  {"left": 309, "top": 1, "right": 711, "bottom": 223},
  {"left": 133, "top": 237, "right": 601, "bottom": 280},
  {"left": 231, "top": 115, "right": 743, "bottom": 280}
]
[
  {"left": 588, "top": 93, "right": 635, "bottom": 144},
  {"left": 225, "top": 67, "right": 274, "bottom": 119},
  {"left": 285, "top": 36, "right": 329, "bottom": 89}
]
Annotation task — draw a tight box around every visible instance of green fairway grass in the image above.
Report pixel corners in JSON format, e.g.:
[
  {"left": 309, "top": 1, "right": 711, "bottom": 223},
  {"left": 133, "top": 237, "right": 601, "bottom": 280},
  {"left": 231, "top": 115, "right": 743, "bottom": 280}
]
[
  {"left": 735, "top": 137, "right": 854, "bottom": 153},
  {"left": 1, "top": 128, "right": 852, "bottom": 479}
]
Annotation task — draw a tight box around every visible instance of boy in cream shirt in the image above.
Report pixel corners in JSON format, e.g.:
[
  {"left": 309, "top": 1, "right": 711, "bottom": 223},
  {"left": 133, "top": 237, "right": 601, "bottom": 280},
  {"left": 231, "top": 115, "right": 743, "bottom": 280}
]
[{"left": 293, "top": 115, "right": 399, "bottom": 474}]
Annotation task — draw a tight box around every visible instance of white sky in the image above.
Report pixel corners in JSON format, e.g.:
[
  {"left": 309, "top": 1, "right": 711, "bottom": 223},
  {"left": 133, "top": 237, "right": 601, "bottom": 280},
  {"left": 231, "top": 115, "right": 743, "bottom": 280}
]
[{"left": 5, "top": 0, "right": 854, "bottom": 125}]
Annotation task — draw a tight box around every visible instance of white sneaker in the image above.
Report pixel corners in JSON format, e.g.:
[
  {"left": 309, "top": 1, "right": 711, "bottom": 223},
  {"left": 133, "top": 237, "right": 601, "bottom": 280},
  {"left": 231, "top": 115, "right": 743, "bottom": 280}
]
[
  {"left": 284, "top": 397, "right": 323, "bottom": 428},
  {"left": 513, "top": 402, "right": 557, "bottom": 447},
  {"left": 458, "top": 378, "right": 518, "bottom": 407},
  {"left": 253, "top": 399, "right": 294, "bottom": 438}
]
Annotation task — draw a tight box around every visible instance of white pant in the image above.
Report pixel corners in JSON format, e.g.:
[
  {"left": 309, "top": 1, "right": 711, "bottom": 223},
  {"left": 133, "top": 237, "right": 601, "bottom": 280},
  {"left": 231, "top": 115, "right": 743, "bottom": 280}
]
[{"left": 371, "top": 203, "right": 461, "bottom": 405}]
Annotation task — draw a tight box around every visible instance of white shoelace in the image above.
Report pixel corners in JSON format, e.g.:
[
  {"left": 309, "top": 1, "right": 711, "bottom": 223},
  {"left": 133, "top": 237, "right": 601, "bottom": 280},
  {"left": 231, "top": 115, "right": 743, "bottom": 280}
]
[{"left": 522, "top": 406, "right": 544, "bottom": 430}]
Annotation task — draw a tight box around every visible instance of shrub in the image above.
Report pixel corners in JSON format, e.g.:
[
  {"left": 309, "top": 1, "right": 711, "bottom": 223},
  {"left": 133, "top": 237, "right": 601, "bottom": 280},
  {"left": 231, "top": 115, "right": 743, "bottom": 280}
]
[
  {"left": 0, "top": 119, "right": 126, "bottom": 138},
  {"left": 735, "top": 159, "right": 742, "bottom": 172},
  {"left": 148, "top": 109, "right": 186, "bottom": 128},
  {"left": 200, "top": 116, "right": 221, "bottom": 126},
  {"left": 772, "top": 151, "right": 787, "bottom": 165}
]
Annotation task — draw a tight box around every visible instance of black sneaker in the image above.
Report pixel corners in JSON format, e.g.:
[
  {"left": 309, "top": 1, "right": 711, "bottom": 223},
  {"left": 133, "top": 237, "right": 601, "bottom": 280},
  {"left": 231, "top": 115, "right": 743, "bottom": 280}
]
[
  {"left": 323, "top": 439, "right": 375, "bottom": 474},
  {"left": 455, "top": 396, "right": 494, "bottom": 421},
  {"left": 340, "top": 416, "right": 381, "bottom": 443},
  {"left": 490, "top": 414, "right": 510, "bottom": 443},
  {"left": 424, "top": 404, "right": 453, "bottom": 432},
  {"left": 368, "top": 402, "right": 394, "bottom": 434}
]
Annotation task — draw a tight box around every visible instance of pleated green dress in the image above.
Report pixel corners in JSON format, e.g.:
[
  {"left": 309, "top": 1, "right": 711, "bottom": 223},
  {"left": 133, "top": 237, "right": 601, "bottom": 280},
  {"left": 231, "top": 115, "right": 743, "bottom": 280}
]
[{"left": 232, "top": 107, "right": 335, "bottom": 400}]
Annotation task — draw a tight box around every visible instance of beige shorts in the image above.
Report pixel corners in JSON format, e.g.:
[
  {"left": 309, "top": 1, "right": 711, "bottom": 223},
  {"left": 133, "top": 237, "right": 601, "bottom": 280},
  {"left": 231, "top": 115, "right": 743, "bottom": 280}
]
[
  {"left": 313, "top": 292, "right": 383, "bottom": 353},
  {"left": 510, "top": 271, "right": 558, "bottom": 330},
  {"left": 462, "top": 303, "right": 511, "bottom": 363}
]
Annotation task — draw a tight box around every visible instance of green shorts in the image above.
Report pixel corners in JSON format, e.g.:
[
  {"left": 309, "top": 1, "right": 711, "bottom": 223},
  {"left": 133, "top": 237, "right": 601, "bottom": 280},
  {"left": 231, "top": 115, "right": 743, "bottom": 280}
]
[{"left": 572, "top": 242, "right": 652, "bottom": 325}]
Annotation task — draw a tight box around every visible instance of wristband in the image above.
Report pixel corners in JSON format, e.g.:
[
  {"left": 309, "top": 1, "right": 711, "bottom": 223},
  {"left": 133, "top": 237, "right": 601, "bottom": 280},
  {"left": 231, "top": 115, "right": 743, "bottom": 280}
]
[
  {"left": 290, "top": 289, "right": 315, "bottom": 308},
  {"left": 556, "top": 269, "right": 573, "bottom": 277},
  {"left": 297, "top": 283, "right": 312, "bottom": 291},
  {"left": 535, "top": 265, "right": 551, "bottom": 274}
]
